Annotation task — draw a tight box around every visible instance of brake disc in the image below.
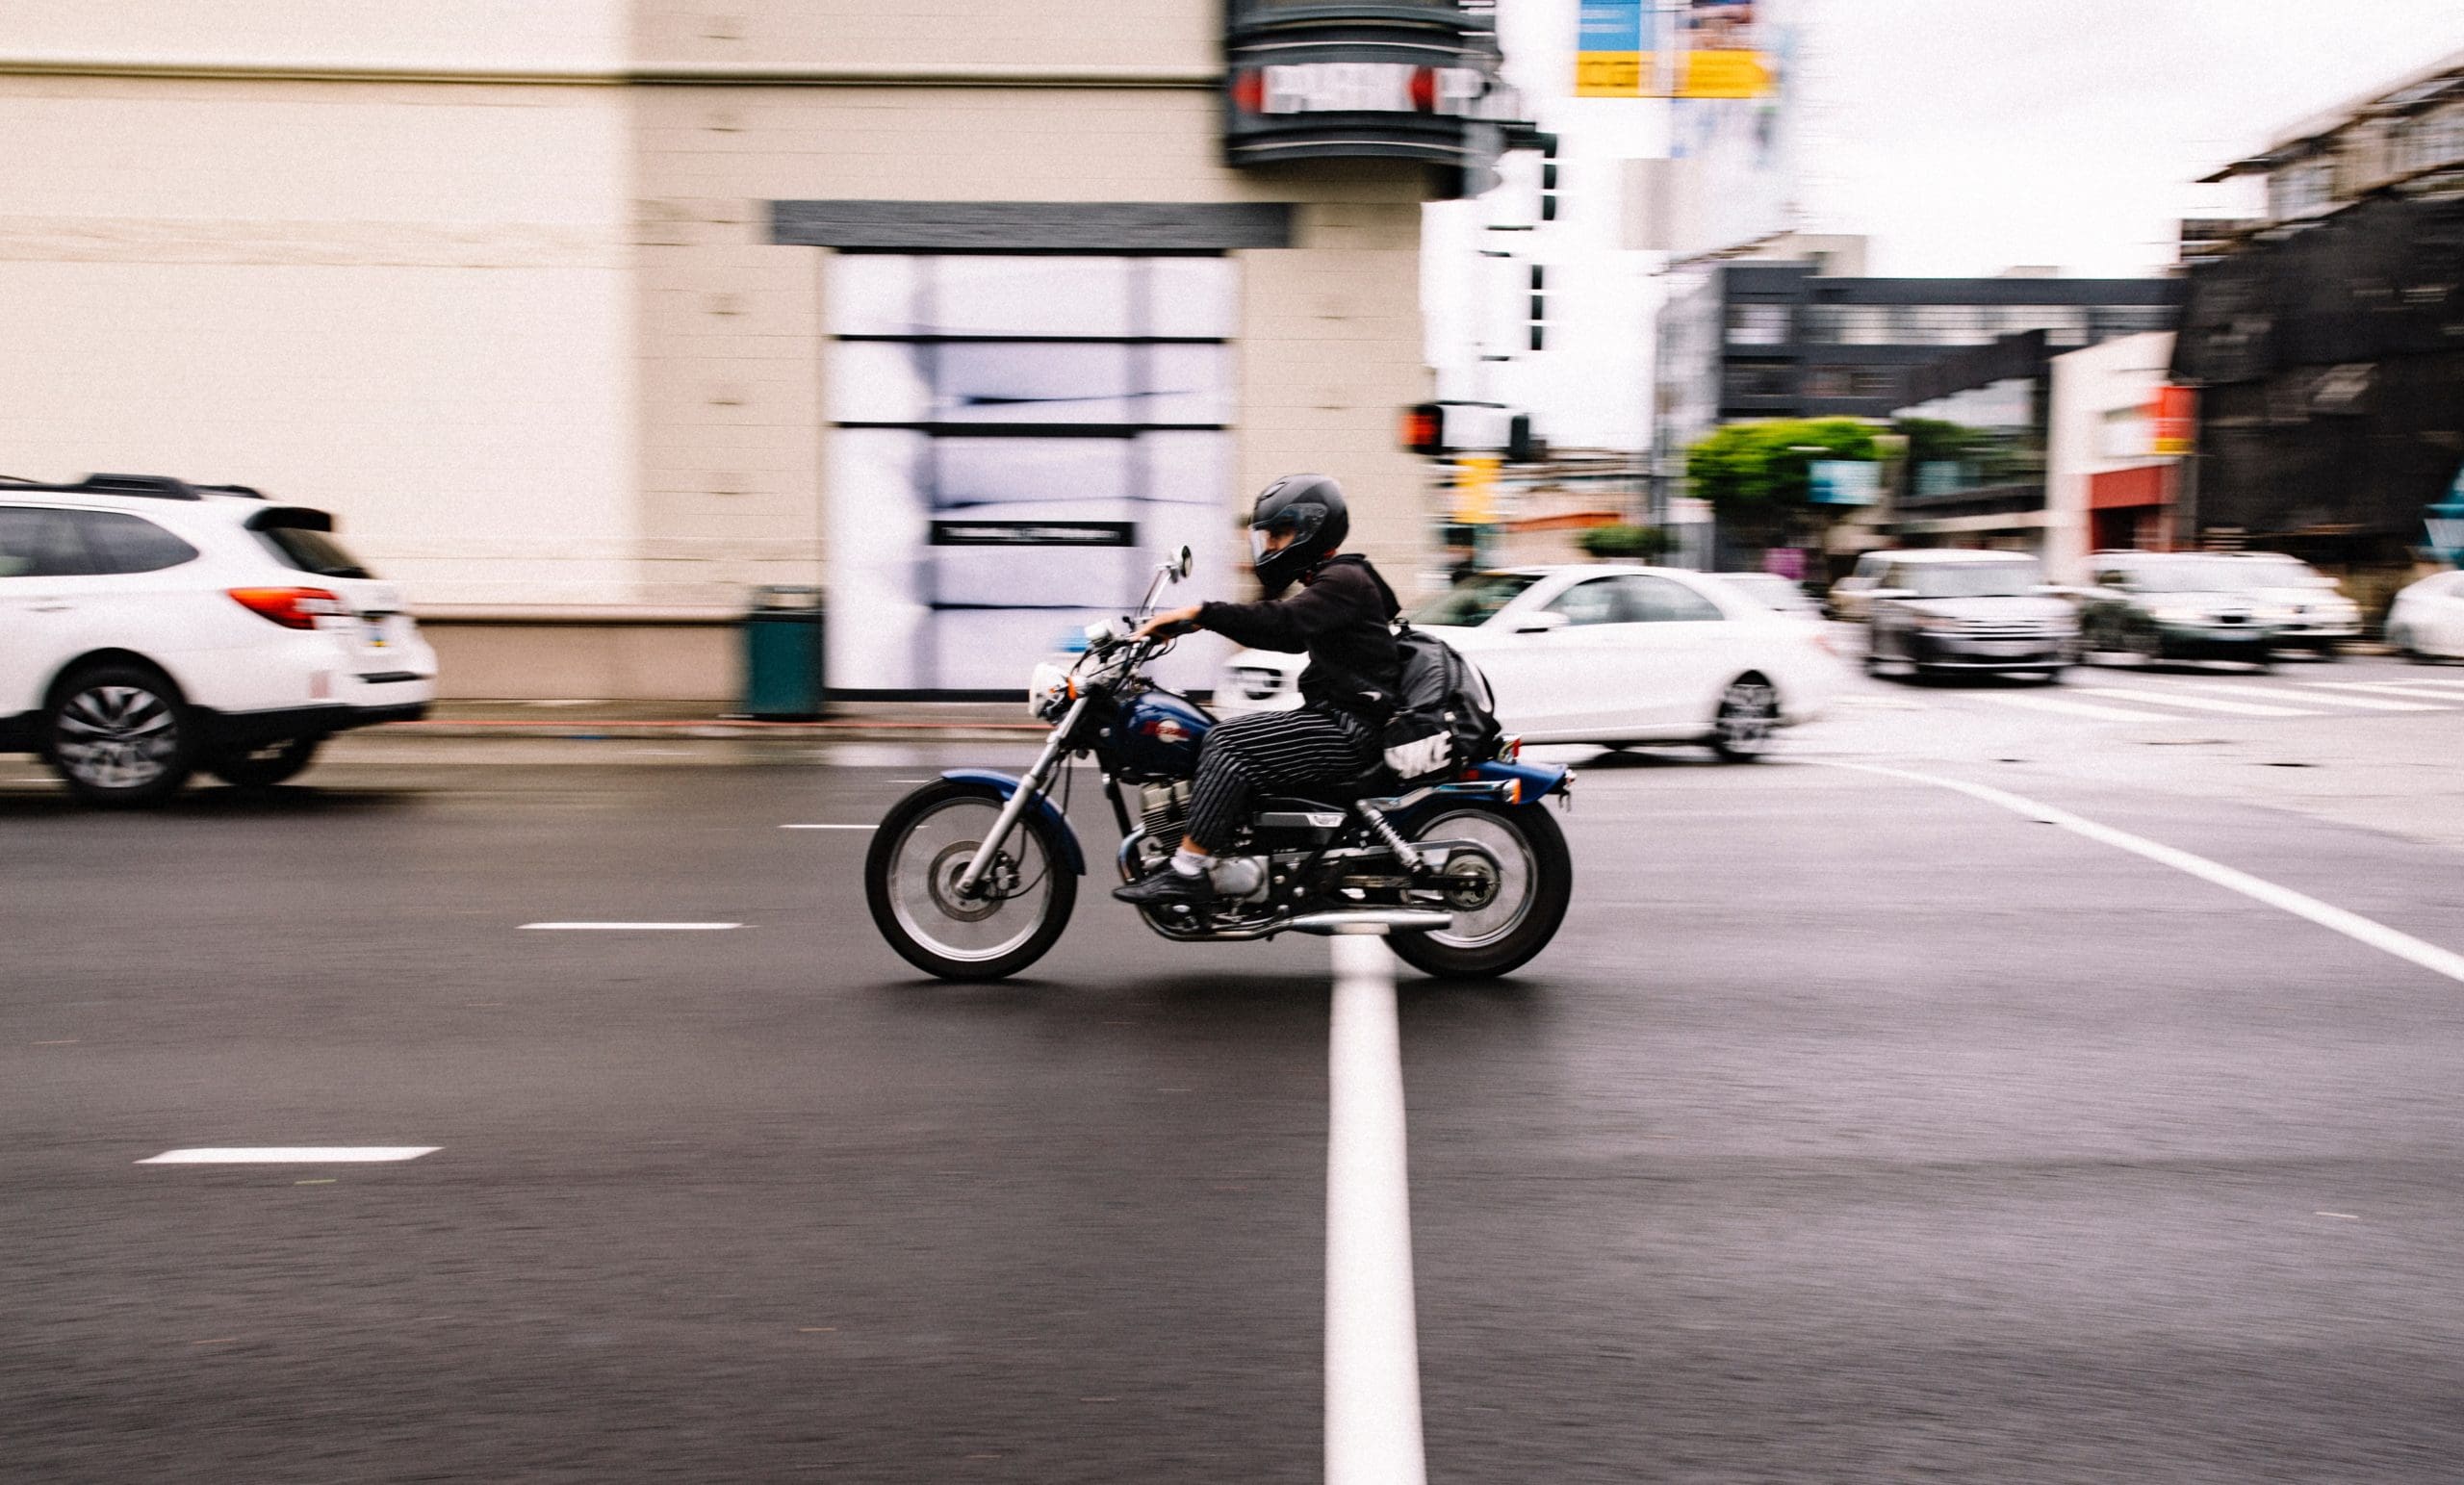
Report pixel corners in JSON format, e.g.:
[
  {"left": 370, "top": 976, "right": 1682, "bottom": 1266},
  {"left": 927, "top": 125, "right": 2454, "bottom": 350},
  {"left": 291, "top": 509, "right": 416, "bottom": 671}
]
[{"left": 928, "top": 841, "right": 1018, "bottom": 922}]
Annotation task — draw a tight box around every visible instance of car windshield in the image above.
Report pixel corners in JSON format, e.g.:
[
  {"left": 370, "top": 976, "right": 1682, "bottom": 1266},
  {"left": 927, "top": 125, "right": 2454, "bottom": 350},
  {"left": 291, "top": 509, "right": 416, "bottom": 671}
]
[
  {"left": 1411, "top": 572, "right": 1541, "bottom": 627},
  {"left": 1721, "top": 575, "right": 1813, "bottom": 611},
  {"left": 1907, "top": 560, "right": 2042, "bottom": 599},
  {"left": 2137, "top": 558, "right": 2284, "bottom": 593}
]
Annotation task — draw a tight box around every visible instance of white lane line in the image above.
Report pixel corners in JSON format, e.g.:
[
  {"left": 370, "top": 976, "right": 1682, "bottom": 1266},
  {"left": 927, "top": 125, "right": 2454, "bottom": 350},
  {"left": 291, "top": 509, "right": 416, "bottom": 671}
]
[
  {"left": 780, "top": 823, "right": 874, "bottom": 831},
  {"left": 1824, "top": 761, "right": 2464, "bottom": 986},
  {"left": 1974, "top": 692, "right": 2171, "bottom": 722},
  {"left": 2069, "top": 686, "right": 2320, "bottom": 717},
  {"left": 139, "top": 1146, "right": 439, "bottom": 1165},
  {"left": 2305, "top": 681, "right": 2464, "bottom": 701},
  {"left": 519, "top": 921, "right": 741, "bottom": 931},
  {"left": 2189, "top": 684, "right": 2439, "bottom": 712},
  {"left": 1325, "top": 932, "right": 1428, "bottom": 1485}
]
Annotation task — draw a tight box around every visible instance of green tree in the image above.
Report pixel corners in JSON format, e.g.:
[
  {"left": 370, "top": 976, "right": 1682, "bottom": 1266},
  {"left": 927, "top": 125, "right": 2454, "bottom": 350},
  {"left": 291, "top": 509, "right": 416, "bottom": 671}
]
[
  {"left": 1576, "top": 524, "right": 1672, "bottom": 561},
  {"left": 1683, "top": 418, "right": 1880, "bottom": 515}
]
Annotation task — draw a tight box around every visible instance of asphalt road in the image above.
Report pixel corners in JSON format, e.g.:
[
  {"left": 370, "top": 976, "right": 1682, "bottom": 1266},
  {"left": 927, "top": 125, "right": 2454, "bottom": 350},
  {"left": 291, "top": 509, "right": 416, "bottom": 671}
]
[{"left": 8, "top": 654, "right": 2464, "bottom": 1481}]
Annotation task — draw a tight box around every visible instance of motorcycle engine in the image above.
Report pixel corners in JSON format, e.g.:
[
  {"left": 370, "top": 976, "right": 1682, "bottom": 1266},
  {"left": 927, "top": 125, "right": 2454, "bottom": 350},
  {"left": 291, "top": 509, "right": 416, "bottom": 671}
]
[{"left": 1138, "top": 781, "right": 1191, "bottom": 840}]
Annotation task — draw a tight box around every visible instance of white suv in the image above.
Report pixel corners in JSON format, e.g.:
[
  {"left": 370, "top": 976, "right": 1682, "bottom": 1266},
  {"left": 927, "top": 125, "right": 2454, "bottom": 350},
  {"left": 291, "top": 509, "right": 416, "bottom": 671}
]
[{"left": 0, "top": 473, "right": 436, "bottom": 806}]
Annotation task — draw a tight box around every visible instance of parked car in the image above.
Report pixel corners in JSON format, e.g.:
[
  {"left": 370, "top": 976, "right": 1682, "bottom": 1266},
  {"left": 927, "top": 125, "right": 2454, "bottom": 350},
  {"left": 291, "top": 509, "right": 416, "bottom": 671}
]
[
  {"left": 0, "top": 473, "right": 436, "bottom": 806},
  {"left": 1861, "top": 550, "right": 2077, "bottom": 680},
  {"left": 1716, "top": 572, "right": 1824, "bottom": 621},
  {"left": 2076, "top": 551, "right": 2290, "bottom": 668},
  {"left": 1824, "top": 550, "right": 1892, "bottom": 622},
  {"left": 2222, "top": 551, "right": 2361, "bottom": 656},
  {"left": 2386, "top": 570, "right": 2464, "bottom": 661},
  {"left": 1216, "top": 565, "right": 1845, "bottom": 761}
]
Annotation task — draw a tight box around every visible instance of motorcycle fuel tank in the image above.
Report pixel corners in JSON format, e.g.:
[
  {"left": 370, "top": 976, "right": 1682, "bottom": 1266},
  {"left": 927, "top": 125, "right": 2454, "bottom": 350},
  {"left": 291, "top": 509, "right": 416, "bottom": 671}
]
[{"left": 1116, "top": 690, "right": 1215, "bottom": 779}]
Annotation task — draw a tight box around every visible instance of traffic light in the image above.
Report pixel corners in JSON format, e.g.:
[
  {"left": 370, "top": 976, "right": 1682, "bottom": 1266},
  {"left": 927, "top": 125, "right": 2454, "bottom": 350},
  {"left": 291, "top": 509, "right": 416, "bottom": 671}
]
[
  {"left": 1528, "top": 264, "right": 1546, "bottom": 352},
  {"left": 1400, "top": 402, "right": 1445, "bottom": 456},
  {"left": 1536, "top": 132, "right": 1559, "bottom": 223}
]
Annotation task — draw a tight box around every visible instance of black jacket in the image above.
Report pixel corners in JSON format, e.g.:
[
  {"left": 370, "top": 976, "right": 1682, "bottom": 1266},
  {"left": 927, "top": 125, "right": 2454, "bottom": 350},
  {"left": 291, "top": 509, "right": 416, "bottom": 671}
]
[{"left": 1196, "top": 555, "right": 1403, "bottom": 722}]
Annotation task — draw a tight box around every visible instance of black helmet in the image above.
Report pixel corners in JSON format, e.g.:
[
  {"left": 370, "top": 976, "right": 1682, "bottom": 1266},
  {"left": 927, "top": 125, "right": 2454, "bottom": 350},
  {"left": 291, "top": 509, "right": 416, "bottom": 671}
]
[{"left": 1248, "top": 474, "right": 1348, "bottom": 595}]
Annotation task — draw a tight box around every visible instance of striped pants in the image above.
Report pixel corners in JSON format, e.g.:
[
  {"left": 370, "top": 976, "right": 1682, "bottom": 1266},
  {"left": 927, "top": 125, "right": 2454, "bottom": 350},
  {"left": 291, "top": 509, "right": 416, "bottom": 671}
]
[{"left": 1185, "top": 705, "right": 1375, "bottom": 853}]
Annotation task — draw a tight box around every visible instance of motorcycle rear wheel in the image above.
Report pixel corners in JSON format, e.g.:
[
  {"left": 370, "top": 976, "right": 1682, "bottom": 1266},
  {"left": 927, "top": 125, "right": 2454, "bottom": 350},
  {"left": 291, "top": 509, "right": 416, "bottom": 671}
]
[
  {"left": 1388, "top": 801, "right": 1572, "bottom": 980},
  {"left": 864, "top": 780, "right": 1076, "bottom": 982}
]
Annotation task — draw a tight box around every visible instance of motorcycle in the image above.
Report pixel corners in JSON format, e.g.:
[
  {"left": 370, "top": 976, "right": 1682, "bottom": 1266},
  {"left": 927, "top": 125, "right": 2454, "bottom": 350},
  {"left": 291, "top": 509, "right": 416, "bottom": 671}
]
[{"left": 862, "top": 547, "right": 1575, "bottom": 982}]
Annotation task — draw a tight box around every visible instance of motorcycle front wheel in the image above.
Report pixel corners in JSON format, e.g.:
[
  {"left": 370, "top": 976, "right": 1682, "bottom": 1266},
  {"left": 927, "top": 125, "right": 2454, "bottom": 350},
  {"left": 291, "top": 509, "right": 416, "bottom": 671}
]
[
  {"left": 1388, "top": 801, "right": 1572, "bottom": 980},
  {"left": 864, "top": 780, "right": 1076, "bottom": 982}
]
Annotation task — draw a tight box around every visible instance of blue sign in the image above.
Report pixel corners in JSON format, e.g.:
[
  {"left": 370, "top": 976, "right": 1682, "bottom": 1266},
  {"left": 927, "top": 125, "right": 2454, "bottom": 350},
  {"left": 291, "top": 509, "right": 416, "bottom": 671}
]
[
  {"left": 1578, "top": 0, "right": 1645, "bottom": 50},
  {"left": 1809, "top": 459, "right": 1882, "bottom": 506},
  {"left": 2426, "top": 468, "right": 2464, "bottom": 565}
]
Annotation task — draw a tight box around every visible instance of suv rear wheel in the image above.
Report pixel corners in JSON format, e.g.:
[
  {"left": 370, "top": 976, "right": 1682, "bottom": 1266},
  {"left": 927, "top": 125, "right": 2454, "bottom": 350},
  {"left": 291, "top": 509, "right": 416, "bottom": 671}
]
[
  {"left": 46, "top": 663, "right": 194, "bottom": 807},
  {"left": 208, "top": 735, "right": 321, "bottom": 789}
]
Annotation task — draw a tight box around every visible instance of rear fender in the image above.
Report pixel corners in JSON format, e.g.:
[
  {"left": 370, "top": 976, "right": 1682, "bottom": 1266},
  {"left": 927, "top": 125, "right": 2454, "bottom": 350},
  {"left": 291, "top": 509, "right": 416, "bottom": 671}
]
[
  {"left": 938, "top": 768, "right": 1086, "bottom": 875},
  {"left": 1462, "top": 758, "right": 1570, "bottom": 804}
]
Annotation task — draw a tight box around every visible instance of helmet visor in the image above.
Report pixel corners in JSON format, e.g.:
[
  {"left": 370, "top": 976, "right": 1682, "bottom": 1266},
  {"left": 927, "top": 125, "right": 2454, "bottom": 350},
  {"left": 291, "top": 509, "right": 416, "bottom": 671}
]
[{"left": 1249, "top": 525, "right": 1272, "bottom": 565}]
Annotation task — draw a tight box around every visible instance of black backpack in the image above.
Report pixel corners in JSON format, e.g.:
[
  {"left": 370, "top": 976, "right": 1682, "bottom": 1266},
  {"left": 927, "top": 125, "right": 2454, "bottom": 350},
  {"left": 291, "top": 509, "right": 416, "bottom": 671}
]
[{"left": 1380, "top": 622, "right": 1504, "bottom": 783}]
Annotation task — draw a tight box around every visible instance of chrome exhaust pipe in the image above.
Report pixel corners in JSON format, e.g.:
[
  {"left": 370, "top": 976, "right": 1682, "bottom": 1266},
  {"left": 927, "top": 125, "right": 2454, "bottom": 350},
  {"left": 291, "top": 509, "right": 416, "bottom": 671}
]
[{"left": 1284, "top": 909, "right": 1455, "bottom": 936}]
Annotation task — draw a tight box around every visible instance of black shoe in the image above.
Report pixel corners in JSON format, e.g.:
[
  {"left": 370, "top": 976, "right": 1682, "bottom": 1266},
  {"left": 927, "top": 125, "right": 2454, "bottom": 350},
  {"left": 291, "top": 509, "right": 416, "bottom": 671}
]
[{"left": 1113, "top": 867, "right": 1219, "bottom": 908}]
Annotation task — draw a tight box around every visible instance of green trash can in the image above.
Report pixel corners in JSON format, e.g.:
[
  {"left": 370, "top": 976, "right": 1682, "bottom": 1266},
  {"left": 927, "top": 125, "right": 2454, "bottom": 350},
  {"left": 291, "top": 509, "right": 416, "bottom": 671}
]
[{"left": 742, "top": 585, "right": 825, "bottom": 719}]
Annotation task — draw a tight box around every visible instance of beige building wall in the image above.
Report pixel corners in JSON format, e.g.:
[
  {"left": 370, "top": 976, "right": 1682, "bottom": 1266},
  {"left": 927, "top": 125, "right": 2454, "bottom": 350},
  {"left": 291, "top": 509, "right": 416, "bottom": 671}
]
[{"left": 2, "top": 1, "right": 1452, "bottom": 695}]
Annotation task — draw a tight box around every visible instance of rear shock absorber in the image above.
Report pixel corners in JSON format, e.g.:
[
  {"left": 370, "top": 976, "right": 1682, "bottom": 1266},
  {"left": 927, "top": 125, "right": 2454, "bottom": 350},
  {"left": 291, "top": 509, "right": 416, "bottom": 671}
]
[{"left": 1356, "top": 805, "right": 1421, "bottom": 873}]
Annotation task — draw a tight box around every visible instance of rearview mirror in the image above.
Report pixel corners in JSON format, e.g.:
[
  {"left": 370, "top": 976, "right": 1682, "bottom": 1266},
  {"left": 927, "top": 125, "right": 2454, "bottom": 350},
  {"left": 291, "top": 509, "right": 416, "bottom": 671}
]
[
  {"left": 1175, "top": 545, "right": 1194, "bottom": 581},
  {"left": 1513, "top": 611, "right": 1571, "bottom": 635}
]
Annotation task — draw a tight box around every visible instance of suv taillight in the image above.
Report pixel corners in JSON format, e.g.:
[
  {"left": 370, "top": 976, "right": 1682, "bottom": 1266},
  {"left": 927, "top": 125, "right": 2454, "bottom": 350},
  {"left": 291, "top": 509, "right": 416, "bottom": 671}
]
[{"left": 229, "top": 586, "right": 346, "bottom": 630}]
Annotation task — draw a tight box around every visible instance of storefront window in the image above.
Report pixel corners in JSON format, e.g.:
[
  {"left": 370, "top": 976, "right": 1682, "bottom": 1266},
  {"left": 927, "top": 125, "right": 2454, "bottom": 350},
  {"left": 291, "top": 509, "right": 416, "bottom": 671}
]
[{"left": 826, "top": 255, "right": 1236, "bottom": 692}]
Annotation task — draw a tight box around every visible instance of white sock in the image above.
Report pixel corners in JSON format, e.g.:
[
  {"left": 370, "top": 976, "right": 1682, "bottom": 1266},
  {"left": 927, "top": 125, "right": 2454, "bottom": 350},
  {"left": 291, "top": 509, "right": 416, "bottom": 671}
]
[{"left": 1169, "top": 846, "right": 1209, "bottom": 877}]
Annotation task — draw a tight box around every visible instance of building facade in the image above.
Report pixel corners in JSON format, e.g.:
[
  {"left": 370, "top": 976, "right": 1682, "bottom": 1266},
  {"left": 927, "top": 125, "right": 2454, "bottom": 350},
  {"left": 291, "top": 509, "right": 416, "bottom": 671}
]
[
  {"left": 1654, "top": 261, "right": 2182, "bottom": 479},
  {"left": 2175, "top": 48, "right": 2464, "bottom": 565},
  {"left": 0, "top": 1, "right": 1516, "bottom": 697}
]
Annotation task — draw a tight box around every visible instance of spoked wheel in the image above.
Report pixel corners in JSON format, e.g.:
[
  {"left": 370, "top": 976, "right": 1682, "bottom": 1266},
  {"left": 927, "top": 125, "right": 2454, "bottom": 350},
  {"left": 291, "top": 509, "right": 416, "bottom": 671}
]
[
  {"left": 46, "top": 665, "right": 194, "bottom": 807},
  {"left": 1708, "top": 675, "right": 1780, "bottom": 762},
  {"left": 1388, "top": 802, "right": 1571, "bottom": 981},
  {"left": 863, "top": 780, "right": 1076, "bottom": 982},
  {"left": 209, "top": 735, "right": 322, "bottom": 789}
]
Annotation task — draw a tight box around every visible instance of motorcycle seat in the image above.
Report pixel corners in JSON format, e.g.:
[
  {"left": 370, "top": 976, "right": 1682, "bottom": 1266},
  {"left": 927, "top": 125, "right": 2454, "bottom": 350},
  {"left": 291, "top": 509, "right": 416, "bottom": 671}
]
[{"left": 1258, "top": 765, "right": 1393, "bottom": 813}]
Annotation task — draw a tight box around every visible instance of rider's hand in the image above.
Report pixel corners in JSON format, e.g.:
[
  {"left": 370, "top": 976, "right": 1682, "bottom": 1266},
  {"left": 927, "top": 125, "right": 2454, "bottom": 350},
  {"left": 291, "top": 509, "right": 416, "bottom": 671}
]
[{"left": 1133, "top": 605, "right": 1202, "bottom": 642}]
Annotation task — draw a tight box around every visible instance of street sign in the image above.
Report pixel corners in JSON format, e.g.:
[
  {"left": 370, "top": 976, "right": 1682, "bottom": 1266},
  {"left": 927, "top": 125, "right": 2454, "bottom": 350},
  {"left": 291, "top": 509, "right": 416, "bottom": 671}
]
[
  {"left": 1451, "top": 454, "right": 1502, "bottom": 525},
  {"left": 2426, "top": 470, "right": 2464, "bottom": 565},
  {"left": 1809, "top": 460, "right": 1881, "bottom": 506}
]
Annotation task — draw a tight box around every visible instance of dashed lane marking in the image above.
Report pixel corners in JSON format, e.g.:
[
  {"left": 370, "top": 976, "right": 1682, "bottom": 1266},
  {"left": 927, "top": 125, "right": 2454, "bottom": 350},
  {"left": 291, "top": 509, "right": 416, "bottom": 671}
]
[
  {"left": 2068, "top": 686, "right": 2320, "bottom": 717},
  {"left": 1824, "top": 762, "right": 2464, "bottom": 987},
  {"left": 139, "top": 1147, "right": 439, "bottom": 1165},
  {"left": 1973, "top": 692, "right": 2172, "bottom": 723},
  {"left": 519, "top": 922, "right": 742, "bottom": 931},
  {"left": 2189, "top": 684, "right": 2440, "bottom": 712},
  {"left": 1325, "top": 932, "right": 1428, "bottom": 1485}
]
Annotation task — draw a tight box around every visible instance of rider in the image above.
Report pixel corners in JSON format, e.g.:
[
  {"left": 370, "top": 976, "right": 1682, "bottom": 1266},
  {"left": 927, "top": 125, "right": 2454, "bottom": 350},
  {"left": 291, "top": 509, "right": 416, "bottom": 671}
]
[{"left": 1115, "top": 474, "right": 1401, "bottom": 908}]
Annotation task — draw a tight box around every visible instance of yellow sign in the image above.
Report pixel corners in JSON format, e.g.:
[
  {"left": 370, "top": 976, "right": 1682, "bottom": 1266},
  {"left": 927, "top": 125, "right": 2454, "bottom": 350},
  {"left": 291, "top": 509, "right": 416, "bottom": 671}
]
[
  {"left": 1576, "top": 51, "right": 1644, "bottom": 98},
  {"left": 1451, "top": 455, "right": 1501, "bottom": 526},
  {"left": 1675, "top": 48, "right": 1771, "bottom": 99}
]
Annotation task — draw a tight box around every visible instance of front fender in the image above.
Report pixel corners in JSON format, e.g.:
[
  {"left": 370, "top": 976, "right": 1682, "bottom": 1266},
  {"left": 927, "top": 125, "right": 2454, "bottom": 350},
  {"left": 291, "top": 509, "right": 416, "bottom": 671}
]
[{"left": 939, "top": 768, "right": 1086, "bottom": 875}]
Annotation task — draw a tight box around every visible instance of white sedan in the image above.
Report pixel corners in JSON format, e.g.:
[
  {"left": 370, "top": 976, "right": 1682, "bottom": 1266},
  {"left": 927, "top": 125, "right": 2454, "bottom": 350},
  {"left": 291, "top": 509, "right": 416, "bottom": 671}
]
[
  {"left": 1216, "top": 565, "right": 1847, "bottom": 760},
  {"left": 2387, "top": 570, "right": 2464, "bottom": 660}
]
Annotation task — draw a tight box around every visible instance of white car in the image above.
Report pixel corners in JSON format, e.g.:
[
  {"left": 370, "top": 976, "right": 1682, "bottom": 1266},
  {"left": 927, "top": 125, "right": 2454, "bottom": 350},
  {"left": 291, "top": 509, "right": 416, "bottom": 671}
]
[
  {"left": 1216, "top": 565, "right": 1845, "bottom": 760},
  {"left": 2387, "top": 570, "right": 2464, "bottom": 660},
  {"left": 0, "top": 473, "right": 436, "bottom": 806},
  {"left": 2223, "top": 551, "right": 2362, "bottom": 655}
]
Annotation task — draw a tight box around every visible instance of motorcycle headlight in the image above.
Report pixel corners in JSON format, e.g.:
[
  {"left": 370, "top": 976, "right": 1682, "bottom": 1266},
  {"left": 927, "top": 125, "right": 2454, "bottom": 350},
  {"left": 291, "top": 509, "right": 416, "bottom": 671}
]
[{"left": 1027, "top": 661, "right": 1072, "bottom": 719}]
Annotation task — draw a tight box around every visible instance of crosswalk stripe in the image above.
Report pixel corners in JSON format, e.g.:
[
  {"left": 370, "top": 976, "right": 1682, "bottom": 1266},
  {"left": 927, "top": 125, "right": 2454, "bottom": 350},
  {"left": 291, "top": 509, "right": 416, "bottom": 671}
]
[
  {"left": 2356, "top": 676, "right": 2464, "bottom": 693},
  {"left": 2195, "top": 683, "right": 2442, "bottom": 712},
  {"left": 2305, "top": 681, "right": 2464, "bottom": 702},
  {"left": 2068, "top": 686, "right": 2319, "bottom": 717},
  {"left": 1976, "top": 693, "right": 2172, "bottom": 722}
]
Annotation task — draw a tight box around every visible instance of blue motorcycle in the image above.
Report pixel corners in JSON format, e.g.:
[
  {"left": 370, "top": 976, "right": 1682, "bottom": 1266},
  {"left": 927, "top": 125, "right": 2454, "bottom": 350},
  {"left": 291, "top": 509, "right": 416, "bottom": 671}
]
[{"left": 863, "top": 548, "right": 1574, "bottom": 982}]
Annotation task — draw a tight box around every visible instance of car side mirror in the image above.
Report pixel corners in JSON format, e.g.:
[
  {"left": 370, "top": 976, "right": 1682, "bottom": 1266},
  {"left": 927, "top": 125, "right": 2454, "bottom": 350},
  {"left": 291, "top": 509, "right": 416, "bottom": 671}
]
[{"left": 1513, "top": 611, "right": 1571, "bottom": 635}]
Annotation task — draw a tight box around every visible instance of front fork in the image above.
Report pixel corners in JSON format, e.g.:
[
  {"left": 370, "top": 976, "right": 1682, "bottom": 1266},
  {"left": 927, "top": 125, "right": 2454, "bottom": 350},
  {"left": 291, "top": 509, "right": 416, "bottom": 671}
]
[{"left": 954, "top": 695, "right": 1088, "bottom": 897}]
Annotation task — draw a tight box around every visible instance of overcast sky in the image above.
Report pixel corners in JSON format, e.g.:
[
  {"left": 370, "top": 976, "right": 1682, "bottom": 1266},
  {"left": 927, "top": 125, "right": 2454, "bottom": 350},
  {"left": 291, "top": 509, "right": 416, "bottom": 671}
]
[{"left": 1785, "top": 0, "right": 2464, "bottom": 276}]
